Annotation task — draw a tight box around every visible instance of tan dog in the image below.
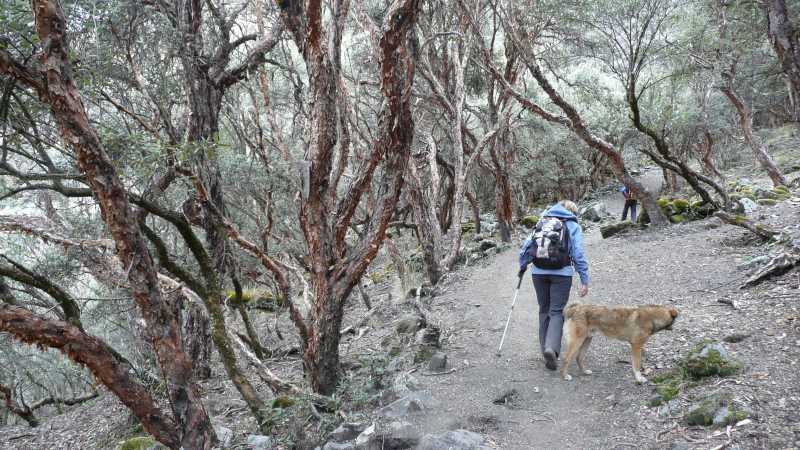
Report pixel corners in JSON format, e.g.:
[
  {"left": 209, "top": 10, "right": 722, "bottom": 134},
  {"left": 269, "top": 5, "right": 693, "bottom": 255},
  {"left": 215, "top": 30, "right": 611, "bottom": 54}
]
[{"left": 560, "top": 303, "right": 679, "bottom": 384}]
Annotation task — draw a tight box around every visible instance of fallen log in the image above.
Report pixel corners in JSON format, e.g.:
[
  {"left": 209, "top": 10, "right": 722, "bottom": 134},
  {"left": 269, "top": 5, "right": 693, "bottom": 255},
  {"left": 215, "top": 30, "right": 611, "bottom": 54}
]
[
  {"left": 714, "top": 211, "right": 781, "bottom": 241},
  {"left": 741, "top": 241, "right": 800, "bottom": 288}
]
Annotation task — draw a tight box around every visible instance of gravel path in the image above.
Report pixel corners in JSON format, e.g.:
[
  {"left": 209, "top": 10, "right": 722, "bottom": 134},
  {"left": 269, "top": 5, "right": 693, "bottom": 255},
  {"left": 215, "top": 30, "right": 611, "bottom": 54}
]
[{"left": 412, "top": 172, "right": 799, "bottom": 449}]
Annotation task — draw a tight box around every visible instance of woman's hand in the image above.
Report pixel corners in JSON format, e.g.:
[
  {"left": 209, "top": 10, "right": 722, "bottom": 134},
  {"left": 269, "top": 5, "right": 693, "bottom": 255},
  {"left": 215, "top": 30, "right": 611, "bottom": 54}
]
[{"left": 579, "top": 284, "right": 589, "bottom": 297}]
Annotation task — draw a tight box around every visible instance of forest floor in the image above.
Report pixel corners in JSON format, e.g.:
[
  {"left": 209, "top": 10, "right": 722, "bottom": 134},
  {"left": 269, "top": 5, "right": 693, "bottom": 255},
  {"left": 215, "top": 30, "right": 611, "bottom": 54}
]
[{"left": 1, "top": 170, "right": 799, "bottom": 450}]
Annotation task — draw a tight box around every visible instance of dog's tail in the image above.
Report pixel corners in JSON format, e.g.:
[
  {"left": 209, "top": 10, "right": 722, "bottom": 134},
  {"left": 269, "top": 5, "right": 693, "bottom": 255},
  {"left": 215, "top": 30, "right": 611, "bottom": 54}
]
[{"left": 565, "top": 303, "right": 580, "bottom": 319}]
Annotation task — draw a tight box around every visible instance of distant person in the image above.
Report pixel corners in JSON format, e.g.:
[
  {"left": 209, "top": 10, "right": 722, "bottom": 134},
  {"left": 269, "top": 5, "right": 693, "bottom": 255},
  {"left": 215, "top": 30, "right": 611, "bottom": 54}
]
[
  {"left": 518, "top": 200, "right": 590, "bottom": 371},
  {"left": 620, "top": 185, "right": 637, "bottom": 222}
]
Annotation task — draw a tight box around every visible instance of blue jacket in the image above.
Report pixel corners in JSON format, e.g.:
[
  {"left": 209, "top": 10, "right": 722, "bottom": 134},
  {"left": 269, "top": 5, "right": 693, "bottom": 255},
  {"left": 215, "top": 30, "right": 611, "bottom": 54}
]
[{"left": 519, "top": 204, "right": 590, "bottom": 285}]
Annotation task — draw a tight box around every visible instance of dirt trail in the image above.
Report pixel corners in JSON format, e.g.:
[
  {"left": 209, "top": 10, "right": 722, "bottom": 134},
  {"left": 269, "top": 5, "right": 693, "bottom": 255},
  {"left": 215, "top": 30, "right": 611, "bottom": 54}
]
[{"left": 412, "top": 172, "right": 751, "bottom": 449}]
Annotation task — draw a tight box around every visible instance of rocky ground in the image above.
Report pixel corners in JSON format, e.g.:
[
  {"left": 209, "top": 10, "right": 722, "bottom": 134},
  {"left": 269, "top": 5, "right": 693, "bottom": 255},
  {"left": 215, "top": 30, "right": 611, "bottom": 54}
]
[{"left": 1, "top": 170, "right": 799, "bottom": 450}]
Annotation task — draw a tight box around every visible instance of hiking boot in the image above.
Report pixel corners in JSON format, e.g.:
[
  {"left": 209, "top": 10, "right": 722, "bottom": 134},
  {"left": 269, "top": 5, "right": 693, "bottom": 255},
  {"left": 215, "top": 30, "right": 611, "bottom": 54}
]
[{"left": 543, "top": 348, "right": 557, "bottom": 371}]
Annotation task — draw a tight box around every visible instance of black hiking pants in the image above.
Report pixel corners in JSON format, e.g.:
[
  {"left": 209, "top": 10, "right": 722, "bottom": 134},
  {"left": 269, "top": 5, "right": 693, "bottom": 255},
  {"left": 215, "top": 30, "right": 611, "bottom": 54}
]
[
  {"left": 622, "top": 198, "right": 638, "bottom": 222},
  {"left": 532, "top": 274, "right": 573, "bottom": 356}
]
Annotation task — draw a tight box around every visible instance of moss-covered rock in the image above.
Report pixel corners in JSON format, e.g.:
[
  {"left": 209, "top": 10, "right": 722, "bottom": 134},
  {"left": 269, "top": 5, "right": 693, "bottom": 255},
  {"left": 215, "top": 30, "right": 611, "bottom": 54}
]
[
  {"left": 460, "top": 222, "right": 476, "bottom": 233},
  {"left": 683, "top": 341, "right": 741, "bottom": 379},
  {"left": 669, "top": 214, "right": 686, "bottom": 224},
  {"left": 757, "top": 198, "right": 777, "bottom": 206},
  {"left": 118, "top": 437, "right": 168, "bottom": 450},
  {"left": 650, "top": 370, "right": 683, "bottom": 404},
  {"left": 271, "top": 396, "right": 295, "bottom": 408},
  {"left": 684, "top": 394, "right": 749, "bottom": 428},
  {"left": 519, "top": 215, "right": 540, "bottom": 228},
  {"left": 656, "top": 197, "right": 670, "bottom": 209},
  {"left": 672, "top": 198, "right": 690, "bottom": 213}
]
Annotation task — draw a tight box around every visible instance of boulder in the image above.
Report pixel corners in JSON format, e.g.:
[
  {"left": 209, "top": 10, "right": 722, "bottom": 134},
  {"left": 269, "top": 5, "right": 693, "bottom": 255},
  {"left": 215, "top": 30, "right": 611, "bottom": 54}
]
[
  {"left": 355, "top": 421, "right": 420, "bottom": 450},
  {"left": 418, "top": 430, "right": 491, "bottom": 450},
  {"left": 579, "top": 202, "right": 608, "bottom": 222},
  {"left": 600, "top": 221, "right": 636, "bottom": 239},
  {"left": 246, "top": 435, "right": 274, "bottom": 450},
  {"left": 737, "top": 197, "right": 758, "bottom": 214}
]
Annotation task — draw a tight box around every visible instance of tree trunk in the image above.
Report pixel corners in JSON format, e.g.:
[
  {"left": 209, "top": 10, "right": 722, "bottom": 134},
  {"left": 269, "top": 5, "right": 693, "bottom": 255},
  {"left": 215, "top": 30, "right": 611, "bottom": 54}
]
[
  {"left": 277, "top": 0, "right": 421, "bottom": 394},
  {"left": 627, "top": 85, "right": 724, "bottom": 209},
  {"left": 465, "top": 190, "right": 482, "bottom": 235},
  {"left": 764, "top": 0, "right": 800, "bottom": 115},
  {"left": 182, "top": 300, "right": 212, "bottom": 379},
  {"left": 0, "top": 2, "right": 216, "bottom": 446},
  {"left": 720, "top": 85, "right": 789, "bottom": 187},
  {"left": 407, "top": 156, "right": 442, "bottom": 285}
]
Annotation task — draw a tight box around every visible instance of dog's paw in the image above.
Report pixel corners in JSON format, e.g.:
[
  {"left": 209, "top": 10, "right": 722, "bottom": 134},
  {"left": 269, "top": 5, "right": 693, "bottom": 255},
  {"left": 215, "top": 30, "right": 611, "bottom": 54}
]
[
  {"left": 634, "top": 372, "right": 648, "bottom": 384},
  {"left": 563, "top": 374, "right": 573, "bottom": 381},
  {"left": 582, "top": 369, "right": 593, "bottom": 375}
]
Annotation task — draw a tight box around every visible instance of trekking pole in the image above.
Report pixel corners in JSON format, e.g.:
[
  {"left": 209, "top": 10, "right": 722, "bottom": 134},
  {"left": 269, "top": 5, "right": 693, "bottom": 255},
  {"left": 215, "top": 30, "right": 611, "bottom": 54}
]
[{"left": 496, "top": 273, "right": 524, "bottom": 356}]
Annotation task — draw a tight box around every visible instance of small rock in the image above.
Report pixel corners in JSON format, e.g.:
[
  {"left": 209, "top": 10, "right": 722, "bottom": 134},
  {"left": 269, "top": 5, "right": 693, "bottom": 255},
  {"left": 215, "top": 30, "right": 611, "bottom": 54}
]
[
  {"left": 332, "top": 423, "right": 368, "bottom": 442},
  {"left": 215, "top": 426, "right": 234, "bottom": 448},
  {"left": 428, "top": 352, "right": 448, "bottom": 372},
  {"left": 723, "top": 333, "right": 751, "bottom": 343},
  {"left": 246, "top": 434, "right": 274, "bottom": 449},
  {"left": 478, "top": 240, "right": 497, "bottom": 251},
  {"left": 391, "top": 373, "right": 421, "bottom": 397},
  {"left": 669, "top": 442, "right": 690, "bottom": 450},
  {"left": 323, "top": 443, "right": 355, "bottom": 450},
  {"left": 377, "top": 392, "right": 431, "bottom": 418},
  {"left": 396, "top": 314, "right": 425, "bottom": 335},
  {"left": 738, "top": 198, "right": 758, "bottom": 214},
  {"left": 712, "top": 406, "right": 731, "bottom": 427},
  {"left": 415, "top": 326, "right": 441, "bottom": 347},
  {"left": 354, "top": 421, "right": 419, "bottom": 450},
  {"left": 737, "top": 255, "right": 770, "bottom": 270},
  {"left": 605, "top": 394, "right": 616, "bottom": 402},
  {"left": 418, "top": 429, "right": 491, "bottom": 450},
  {"left": 698, "top": 342, "right": 729, "bottom": 359},
  {"left": 492, "top": 389, "right": 519, "bottom": 406}
]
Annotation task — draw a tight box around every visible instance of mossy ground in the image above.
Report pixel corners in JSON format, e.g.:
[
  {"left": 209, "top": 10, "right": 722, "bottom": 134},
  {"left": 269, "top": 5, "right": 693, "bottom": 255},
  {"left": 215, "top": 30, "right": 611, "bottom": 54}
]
[{"left": 519, "top": 215, "right": 540, "bottom": 228}]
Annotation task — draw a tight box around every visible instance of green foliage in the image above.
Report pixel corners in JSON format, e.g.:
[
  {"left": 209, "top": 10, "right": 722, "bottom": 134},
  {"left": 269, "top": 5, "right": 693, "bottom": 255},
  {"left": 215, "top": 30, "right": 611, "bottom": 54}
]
[
  {"left": 272, "top": 396, "right": 296, "bottom": 408},
  {"left": 519, "top": 215, "right": 540, "bottom": 228}
]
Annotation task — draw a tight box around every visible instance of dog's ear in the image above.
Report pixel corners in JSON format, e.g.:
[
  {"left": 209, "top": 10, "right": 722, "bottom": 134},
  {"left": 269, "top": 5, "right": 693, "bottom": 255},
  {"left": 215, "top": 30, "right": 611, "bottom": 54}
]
[{"left": 669, "top": 307, "right": 679, "bottom": 318}]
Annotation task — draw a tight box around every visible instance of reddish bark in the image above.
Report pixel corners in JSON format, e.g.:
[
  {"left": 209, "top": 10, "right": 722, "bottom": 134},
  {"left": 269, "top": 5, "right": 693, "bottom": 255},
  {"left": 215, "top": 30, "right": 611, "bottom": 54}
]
[
  {"left": 0, "top": 305, "right": 178, "bottom": 446},
  {"left": 0, "top": 1, "right": 215, "bottom": 447},
  {"left": 277, "top": 0, "right": 421, "bottom": 394},
  {"left": 764, "top": 0, "right": 800, "bottom": 117}
]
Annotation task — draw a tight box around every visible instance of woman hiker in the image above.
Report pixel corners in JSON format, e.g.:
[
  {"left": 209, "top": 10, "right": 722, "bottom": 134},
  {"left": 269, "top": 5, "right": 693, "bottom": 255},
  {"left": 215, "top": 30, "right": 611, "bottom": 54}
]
[
  {"left": 518, "top": 200, "right": 590, "bottom": 371},
  {"left": 620, "top": 185, "right": 638, "bottom": 222}
]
